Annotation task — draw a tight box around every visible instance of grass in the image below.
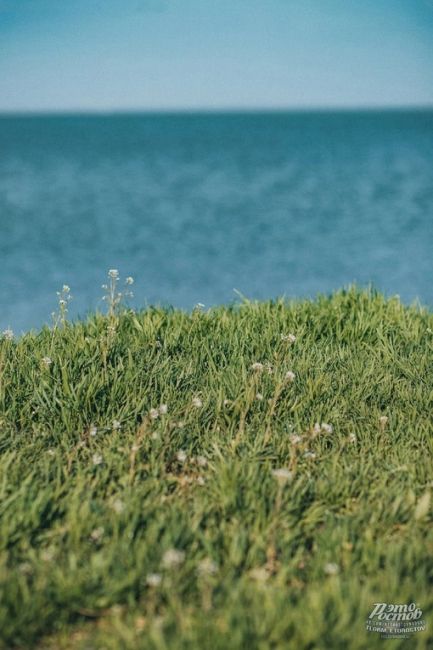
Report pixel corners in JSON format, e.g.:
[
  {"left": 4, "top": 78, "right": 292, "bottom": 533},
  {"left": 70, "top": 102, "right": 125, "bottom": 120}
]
[{"left": 1, "top": 287, "right": 432, "bottom": 649}]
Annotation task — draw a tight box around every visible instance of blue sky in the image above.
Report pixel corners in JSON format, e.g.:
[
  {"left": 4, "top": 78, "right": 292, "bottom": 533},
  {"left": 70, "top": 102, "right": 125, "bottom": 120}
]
[{"left": 1, "top": 0, "right": 433, "bottom": 111}]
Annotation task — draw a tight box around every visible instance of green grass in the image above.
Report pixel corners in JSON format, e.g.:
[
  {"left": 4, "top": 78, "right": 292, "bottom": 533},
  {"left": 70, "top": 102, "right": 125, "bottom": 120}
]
[{"left": 1, "top": 288, "right": 433, "bottom": 649}]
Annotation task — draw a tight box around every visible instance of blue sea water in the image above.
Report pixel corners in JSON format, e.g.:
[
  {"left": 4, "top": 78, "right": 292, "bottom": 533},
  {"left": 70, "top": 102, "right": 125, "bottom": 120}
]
[{"left": 0, "top": 110, "right": 433, "bottom": 332}]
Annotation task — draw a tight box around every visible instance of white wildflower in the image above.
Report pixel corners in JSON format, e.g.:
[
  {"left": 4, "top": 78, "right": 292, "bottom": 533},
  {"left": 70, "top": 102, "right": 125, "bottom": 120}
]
[
  {"left": 18, "top": 562, "right": 33, "bottom": 575},
  {"left": 197, "top": 558, "right": 218, "bottom": 577},
  {"left": 41, "top": 548, "right": 55, "bottom": 562},
  {"left": 313, "top": 422, "right": 321, "bottom": 434},
  {"left": 379, "top": 415, "right": 389, "bottom": 428},
  {"left": 161, "top": 548, "right": 185, "bottom": 569},
  {"left": 41, "top": 356, "right": 52, "bottom": 368},
  {"left": 192, "top": 397, "right": 203, "bottom": 408},
  {"left": 92, "top": 453, "right": 103, "bottom": 466},
  {"left": 125, "top": 276, "right": 134, "bottom": 285},
  {"left": 249, "top": 567, "right": 269, "bottom": 582},
  {"left": 321, "top": 423, "right": 333, "bottom": 434},
  {"left": 290, "top": 434, "right": 302, "bottom": 445},
  {"left": 223, "top": 399, "right": 231, "bottom": 407},
  {"left": 47, "top": 449, "right": 55, "bottom": 456},
  {"left": 196, "top": 455, "right": 208, "bottom": 467},
  {"left": 324, "top": 562, "right": 340, "bottom": 576},
  {"left": 303, "top": 451, "right": 316, "bottom": 459},
  {"left": 108, "top": 269, "right": 119, "bottom": 279},
  {"left": 251, "top": 362, "right": 264, "bottom": 372},
  {"left": 285, "top": 370, "right": 296, "bottom": 382},
  {"left": 176, "top": 449, "right": 187, "bottom": 464},
  {"left": 281, "top": 333, "right": 296, "bottom": 344},
  {"left": 89, "top": 425, "right": 97, "bottom": 437},
  {"left": 255, "top": 392, "right": 264, "bottom": 401},
  {"left": 2, "top": 328, "right": 14, "bottom": 341},
  {"left": 159, "top": 403, "right": 168, "bottom": 415},
  {"left": 348, "top": 432, "right": 357, "bottom": 444},
  {"left": 90, "top": 527, "right": 104, "bottom": 542},
  {"left": 272, "top": 468, "right": 293, "bottom": 484},
  {"left": 196, "top": 476, "right": 206, "bottom": 486},
  {"left": 149, "top": 408, "right": 159, "bottom": 420},
  {"left": 146, "top": 573, "right": 162, "bottom": 587},
  {"left": 112, "top": 498, "right": 125, "bottom": 514},
  {"left": 112, "top": 419, "right": 121, "bottom": 430}
]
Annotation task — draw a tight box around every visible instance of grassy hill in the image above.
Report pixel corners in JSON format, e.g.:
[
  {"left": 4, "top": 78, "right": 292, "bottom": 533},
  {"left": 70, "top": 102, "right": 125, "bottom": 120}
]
[{"left": 1, "top": 288, "right": 432, "bottom": 649}]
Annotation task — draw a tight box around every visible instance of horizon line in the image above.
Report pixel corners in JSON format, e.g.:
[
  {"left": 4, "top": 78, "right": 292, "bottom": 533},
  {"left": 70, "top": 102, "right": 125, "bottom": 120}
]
[{"left": 1, "top": 104, "right": 433, "bottom": 117}]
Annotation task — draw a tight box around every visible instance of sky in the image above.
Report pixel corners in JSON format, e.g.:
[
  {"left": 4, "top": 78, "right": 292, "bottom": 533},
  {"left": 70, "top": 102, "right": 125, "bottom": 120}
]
[{"left": 0, "top": 0, "right": 433, "bottom": 111}]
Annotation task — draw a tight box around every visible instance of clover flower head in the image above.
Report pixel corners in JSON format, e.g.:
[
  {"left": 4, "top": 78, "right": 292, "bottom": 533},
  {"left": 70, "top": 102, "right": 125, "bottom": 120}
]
[
  {"left": 176, "top": 449, "right": 187, "bottom": 464},
  {"left": 162, "top": 548, "right": 185, "bottom": 569},
  {"left": 146, "top": 573, "right": 162, "bottom": 587},
  {"left": 249, "top": 567, "right": 269, "bottom": 582},
  {"left": 112, "top": 498, "right": 125, "bottom": 514},
  {"left": 324, "top": 562, "right": 340, "bottom": 576},
  {"left": 41, "top": 548, "right": 55, "bottom": 562},
  {"left": 272, "top": 468, "right": 293, "bottom": 484},
  {"left": 379, "top": 415, "right": 389, "bottom": 427},
  {"left": 197, "top": 558, "right": 218, "bottom": 577},
  {"left": 90, "top": 527, "right": 104, "bottom": 542}
]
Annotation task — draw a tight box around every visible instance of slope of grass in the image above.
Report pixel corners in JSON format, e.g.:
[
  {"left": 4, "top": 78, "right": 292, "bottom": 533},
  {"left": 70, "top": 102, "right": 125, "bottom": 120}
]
[{"left": 0, "top": 288, "right": 432, "bottom": 649}]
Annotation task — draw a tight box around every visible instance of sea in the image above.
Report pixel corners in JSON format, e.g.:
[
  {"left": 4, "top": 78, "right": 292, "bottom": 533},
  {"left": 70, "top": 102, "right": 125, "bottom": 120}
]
[{"left": 0, "top": 110, "right": 432, "bottom": 332}]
